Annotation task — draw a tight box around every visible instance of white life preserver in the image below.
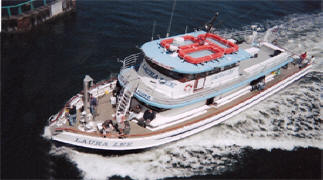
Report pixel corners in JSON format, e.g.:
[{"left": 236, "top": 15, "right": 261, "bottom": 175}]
[{"left": 184, "top": 84, "right": 193, "bottom": 92}]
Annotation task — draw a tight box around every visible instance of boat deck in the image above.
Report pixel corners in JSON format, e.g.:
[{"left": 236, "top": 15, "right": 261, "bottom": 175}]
[{"left": 59, "top": 61, "right": 302, "bottom": 138}]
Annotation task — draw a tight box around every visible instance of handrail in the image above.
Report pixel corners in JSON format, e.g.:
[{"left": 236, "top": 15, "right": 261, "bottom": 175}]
[
  {"left": 2, "top": 0, "right": 50, "bottom": 17},
  {"left": 120, "top": 52, "right": 142, "bottom": 70}
]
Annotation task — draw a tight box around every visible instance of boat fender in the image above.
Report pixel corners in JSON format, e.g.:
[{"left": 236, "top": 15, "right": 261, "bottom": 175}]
[{"left": 184, "top": 84, "right": 193, "bottom": 92}]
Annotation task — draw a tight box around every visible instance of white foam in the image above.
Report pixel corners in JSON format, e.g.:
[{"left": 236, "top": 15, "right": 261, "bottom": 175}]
[{"left": 42, "top": 126, "right": 52, "bottom": 140}]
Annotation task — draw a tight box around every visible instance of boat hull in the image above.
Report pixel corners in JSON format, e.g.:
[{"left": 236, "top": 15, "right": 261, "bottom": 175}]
[{"left": 50, "top": 64, "right": 312, "bottom": 150}]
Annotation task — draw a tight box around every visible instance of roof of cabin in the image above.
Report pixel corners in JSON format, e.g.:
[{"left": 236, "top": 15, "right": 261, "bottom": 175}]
[{"left": 140, "top": 30, "right": 251, "bottom": 74}]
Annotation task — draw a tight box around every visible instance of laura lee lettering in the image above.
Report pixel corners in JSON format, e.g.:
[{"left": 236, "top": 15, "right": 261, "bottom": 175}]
[{"left": 74, "top": 138, "right": 132, "bottom": 147}]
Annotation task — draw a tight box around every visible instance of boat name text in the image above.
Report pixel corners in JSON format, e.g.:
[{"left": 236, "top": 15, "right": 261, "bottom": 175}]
[{"left": 74, "top": 138, "right": 133, "bottom": 147}]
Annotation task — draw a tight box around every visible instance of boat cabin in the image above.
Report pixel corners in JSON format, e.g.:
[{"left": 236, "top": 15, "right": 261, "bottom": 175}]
[{"left": 118, "top": 30, "right": 250, "bottom": 109}]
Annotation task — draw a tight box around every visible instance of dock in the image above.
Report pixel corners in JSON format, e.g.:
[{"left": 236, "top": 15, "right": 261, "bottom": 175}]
[{"left": 2, "top": 0, "right": 76, "bottom": 33}]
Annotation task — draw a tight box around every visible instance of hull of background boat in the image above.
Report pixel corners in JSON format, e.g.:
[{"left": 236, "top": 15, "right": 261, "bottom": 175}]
[{"left": 50, "top": 64, "right": 312, "bottom": 150}]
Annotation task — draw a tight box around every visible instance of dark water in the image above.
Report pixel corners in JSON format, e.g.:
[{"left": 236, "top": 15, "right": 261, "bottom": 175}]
[{"left": 1, "top": 1, "right": 322, "bottom": 179}]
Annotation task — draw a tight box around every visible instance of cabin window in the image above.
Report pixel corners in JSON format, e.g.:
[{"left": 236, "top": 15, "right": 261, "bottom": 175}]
[
  {"left": 207, "top": 68, "right": 221, "bottom": 75},
  {"left": 145, "top": 58, "right": 184, "bottom": 80},
  {"left": 186, "top": 74, "right": 195, "bottom": 81},
  {"left": 145, "top": 57, "right": 237, "bottom": 83}
]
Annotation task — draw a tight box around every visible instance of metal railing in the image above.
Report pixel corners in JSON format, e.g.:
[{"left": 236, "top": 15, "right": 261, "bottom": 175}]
[
  {"left": 2, "top": 0, "right": 53, "bottom": 17},
  {"left": 119, "top": 52, "right": 143, "bottom": 70}
]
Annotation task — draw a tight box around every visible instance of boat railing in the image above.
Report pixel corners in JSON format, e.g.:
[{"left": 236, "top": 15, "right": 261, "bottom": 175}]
[
  {"left": 119, "top": 52, "right": 143, "bottom": 70},
  {"left": 2, "top": 0, "right": 55, "bottom": 17}
]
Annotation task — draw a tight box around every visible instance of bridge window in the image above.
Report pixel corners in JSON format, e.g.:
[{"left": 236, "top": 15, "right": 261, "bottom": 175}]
[{"left": 144, "top": 57, "right": 237, "bottom": 83}]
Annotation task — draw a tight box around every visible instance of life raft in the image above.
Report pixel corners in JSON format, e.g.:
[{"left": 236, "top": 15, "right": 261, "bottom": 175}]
[
  {"left": 160, "top": 35, "right": 198, "bottom": 50},
  {"left": 197, "top": 33, "right": 239, "bottom": 54},
  {"left": 178, "top": 44, "right": 224, "bottom": 64},
  {"left": 160, "top": 33, "right": 239, "bottom": 64}
]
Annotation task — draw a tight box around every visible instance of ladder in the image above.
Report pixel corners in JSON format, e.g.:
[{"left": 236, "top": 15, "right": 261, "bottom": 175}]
[{"left": 116, "top": 80, "right": 139, "bottom": 116}]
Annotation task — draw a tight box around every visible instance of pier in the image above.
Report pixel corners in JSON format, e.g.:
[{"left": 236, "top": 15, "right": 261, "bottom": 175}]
[{"left": 2, "top": 0, "right": 76, "bottom": 33}]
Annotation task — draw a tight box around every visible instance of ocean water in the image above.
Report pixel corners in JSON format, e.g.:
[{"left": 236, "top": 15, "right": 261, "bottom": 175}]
[{"left": 1, "top": 1, "right": 322, "bottom": 179}]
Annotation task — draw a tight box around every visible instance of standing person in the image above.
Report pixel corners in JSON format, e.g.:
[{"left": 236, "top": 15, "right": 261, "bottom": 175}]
[
  {"left": 90, "top": 94, "right": 98, "bottom": 116},
  {"left": 123, "top": 121, "right": 131, "bottom": 135},
  {"left": 116, "top": 113, "right": 125, "bottom": 134},
  {"left": 110, "top": 94, "right": 116, "bottom": 108},
  {"left": 300, "top": 52, "right": 307, "bottom": 61},
  {"left": 69, "top": 105, "right": 77, "bottom": 126}
]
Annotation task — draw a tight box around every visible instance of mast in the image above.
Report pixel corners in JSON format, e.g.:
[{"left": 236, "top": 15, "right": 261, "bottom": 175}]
[
  {"left": 83, "top": 75, "right": 93, "bottom": 119},
  {"left": 151, "top": 20, "right": 156, "bottom": 41},
  {"left": 166, "top": 0, "right": 176, "bottom": 38}
]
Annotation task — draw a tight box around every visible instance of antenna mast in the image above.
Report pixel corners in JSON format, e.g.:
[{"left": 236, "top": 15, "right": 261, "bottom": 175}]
[
  {"left": 205, "top": 12, "right": 219, "bottom": 33},
  {"left": 201, "top": 12, "right": 219, "bottom": 44},
  {"left": 166, "top": 0, "right": 176, "bottom": 38},
  {"left": 151, "top": 20, "right": 156, "bottom": 41}
]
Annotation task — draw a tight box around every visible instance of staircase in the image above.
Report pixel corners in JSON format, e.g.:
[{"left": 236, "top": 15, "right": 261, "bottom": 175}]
[{"left": 116, "top": 80, "right": 139, "bottom": 116}]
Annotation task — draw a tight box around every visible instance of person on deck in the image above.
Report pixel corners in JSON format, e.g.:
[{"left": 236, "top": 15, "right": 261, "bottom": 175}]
[
  {"left": 90, "top": 94, "right": 98, "bottom": 116},
  {"left": 310, "top": 56, "right": 315, "bottom": 63},
  {"left": 110, "top": 95, "right": 116, "bottom": 108},
  {"left": 132, "top": 105, "right": 141, "bottom": 114},
  {"left": 300, "top": 52, "right": 307, "bottom": 61},
  {"left": 123, "top": 121, "right": 131, "bottom": 135},
  {"left": 143, "top": 109, "right": 156, "bottom": 125},
  {"left": 127, "top": 105, "right": 141, "bottom": 121},
  {"left": 102, "top": 120, "right": 115, "bottom": 136},
  {"left": 69, "top": 105, "right": 77, "bottom": 126},
  {"left": 116, "top": 113, "right": 126, "bottom": 134}
]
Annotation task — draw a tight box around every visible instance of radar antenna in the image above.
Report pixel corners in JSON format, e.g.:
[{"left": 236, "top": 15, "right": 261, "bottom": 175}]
[
  {"left": 200, "top": 12, "right": 219, "bottom": 44},
  {"left": 204, "top": 12, "right": 219, "bottom": 33}
]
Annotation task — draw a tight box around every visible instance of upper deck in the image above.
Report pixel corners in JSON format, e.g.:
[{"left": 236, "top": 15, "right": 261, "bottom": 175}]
[
  {"left": 140, "top": 31, "right": 251, "bottom": 74},
  {"left": 120, "top": 40, "right": 293, "bottom": 109}
]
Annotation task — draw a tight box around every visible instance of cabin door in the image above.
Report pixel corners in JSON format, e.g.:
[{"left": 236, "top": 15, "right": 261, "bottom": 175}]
[{"left": 194, "top": 77, "right": 205, "bottom": 91}]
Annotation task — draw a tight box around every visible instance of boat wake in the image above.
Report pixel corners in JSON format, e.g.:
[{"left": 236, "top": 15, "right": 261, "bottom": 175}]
[{"left": 43, "top": 12, "right": 322, "bottom": 180}]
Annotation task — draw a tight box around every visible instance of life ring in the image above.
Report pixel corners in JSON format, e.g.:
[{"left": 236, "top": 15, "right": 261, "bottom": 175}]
[{"left": 184, "top": 84, "right": 193, "bottom": 92}]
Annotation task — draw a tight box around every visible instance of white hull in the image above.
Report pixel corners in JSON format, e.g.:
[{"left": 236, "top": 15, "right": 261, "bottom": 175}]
[{"left": 50, "top": 64, "right": 312, "bottom": 150}]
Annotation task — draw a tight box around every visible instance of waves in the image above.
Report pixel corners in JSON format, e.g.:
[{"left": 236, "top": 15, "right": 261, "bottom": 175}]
[
  {"left": 217, "top": 71, "right": 322, "bottom": 150},
  {"left": 44, "top": 12, "right": 323, "bottom": 180}
]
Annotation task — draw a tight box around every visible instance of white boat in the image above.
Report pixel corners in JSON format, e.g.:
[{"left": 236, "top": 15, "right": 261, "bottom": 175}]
[{"left": 47, "top": 18, "right": 314, "bottom": 151}]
